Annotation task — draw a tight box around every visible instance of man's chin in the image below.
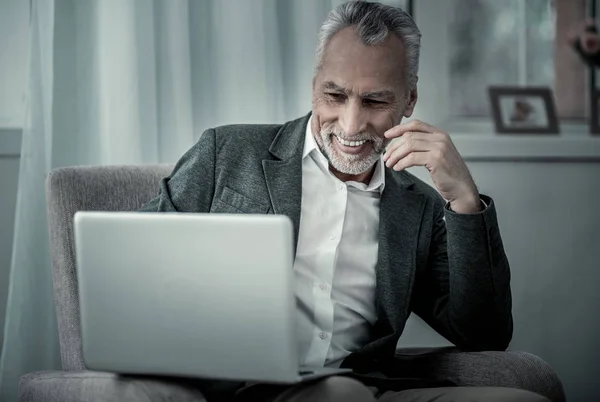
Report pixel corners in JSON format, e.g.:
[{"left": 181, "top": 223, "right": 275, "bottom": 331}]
[
  {"left": 329, "top": 156, "right": 378, "bottom": 176},
  {"left": 322, "top": 142, "right": 379, "bottom": 172}
]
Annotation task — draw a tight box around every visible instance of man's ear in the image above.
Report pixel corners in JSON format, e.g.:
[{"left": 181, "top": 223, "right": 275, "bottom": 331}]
[{"left": 403, "top": 80, "right": 418, "bottom": 118}]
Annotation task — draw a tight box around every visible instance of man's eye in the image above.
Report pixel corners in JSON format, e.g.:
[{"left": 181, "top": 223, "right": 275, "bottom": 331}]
[
  {"left": 326, "top": 93, "right": 345, "bottom": 101},
  {"left": 364, "top": 99, "right": 384, "bottom": 106}
]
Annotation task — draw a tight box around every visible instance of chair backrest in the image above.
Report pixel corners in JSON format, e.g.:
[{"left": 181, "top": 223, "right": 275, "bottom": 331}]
[{"left": 46, "top": 164, "right": 174, "bottom": 370}]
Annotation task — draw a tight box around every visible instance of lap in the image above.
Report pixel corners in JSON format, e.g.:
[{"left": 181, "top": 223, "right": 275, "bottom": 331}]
[
  {"left": 233, "top": 376, "right": 370, "bottom": 402},
  {"left": 232, "top": 376, "right": 550, "bottom": 402},
  {"left": 210, "top": 349, "right": 563, "bottom": 402}
]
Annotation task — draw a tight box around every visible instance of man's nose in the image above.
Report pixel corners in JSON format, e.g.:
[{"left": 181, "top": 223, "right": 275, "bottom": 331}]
[{"left": 339, "top": 100, "right": 367, "bottom": 136}]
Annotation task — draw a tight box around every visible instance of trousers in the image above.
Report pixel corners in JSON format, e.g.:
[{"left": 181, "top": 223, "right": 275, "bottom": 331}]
[{"left": 196, "top": 349, "right": 565, "bottom": 402}]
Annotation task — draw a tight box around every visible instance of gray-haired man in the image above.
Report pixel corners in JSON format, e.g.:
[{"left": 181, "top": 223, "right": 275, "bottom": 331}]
[{"left": 141, "top": 2, "right": 562, "bottom": 401}]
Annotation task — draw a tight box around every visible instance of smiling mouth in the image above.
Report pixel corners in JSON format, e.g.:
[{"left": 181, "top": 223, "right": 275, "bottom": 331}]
[{"left": 334, "top": 135, "right": 369, "bottom": 147}]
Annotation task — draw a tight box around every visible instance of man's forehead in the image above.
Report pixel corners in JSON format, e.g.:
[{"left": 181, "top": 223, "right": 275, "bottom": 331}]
[
  {"left": 320, "top": 80, "right": 397, "bottom": 98},
  {"left": 317, "top": 27, "right": 407, "bottom": 88}
]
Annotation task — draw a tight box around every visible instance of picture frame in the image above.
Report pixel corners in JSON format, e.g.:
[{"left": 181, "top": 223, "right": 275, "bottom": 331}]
[
  {"left": 590, "top": 89, "right": 600, "bottom": 135},
  {"left": 488, "top": 86, "right": 560, "bottom": 134}
]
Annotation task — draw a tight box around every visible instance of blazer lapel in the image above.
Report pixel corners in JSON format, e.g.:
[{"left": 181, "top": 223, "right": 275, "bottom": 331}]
[
  {"left": 376, "top": 169, "right": 426, "bottom": 332},
  {"left": 262, "top": 113, "right": 310, "bottom": 257}
]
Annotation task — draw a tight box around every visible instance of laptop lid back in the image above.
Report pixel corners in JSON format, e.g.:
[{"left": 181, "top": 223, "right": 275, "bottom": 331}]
[{"left": 74, "top": 211, "right": 298, "bottom": 382}]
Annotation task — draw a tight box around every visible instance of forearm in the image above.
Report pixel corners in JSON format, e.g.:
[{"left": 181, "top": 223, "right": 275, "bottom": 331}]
[{"left": 443, "top": 195, "right": 513, "bottom": 350}]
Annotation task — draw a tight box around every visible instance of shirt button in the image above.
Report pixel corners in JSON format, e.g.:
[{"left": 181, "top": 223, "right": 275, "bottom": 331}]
[
  {"left": 319, "top": 284, "right": 326, "bottom": 290},
  {"left": 329, "top": 235, "right": 335, "bottom": 240},
  {"left": 337, "top": 184, "right": 344, "bottom": 191},
  {"left": 319, "top": 332, "right": 328, "bottom": 340}
]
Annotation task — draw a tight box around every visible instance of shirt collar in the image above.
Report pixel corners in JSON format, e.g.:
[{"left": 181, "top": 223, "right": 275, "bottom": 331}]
[
  {"left": 303, "top": 116, "right": 385, "bottom": 194},
  {"left": 302, "top": 116, "right": 318, "bottom": 159}
]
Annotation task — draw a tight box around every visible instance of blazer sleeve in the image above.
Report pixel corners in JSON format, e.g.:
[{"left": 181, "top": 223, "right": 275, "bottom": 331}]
[
  {"left": 139, "top": 128, "right": 217, "bottom": 212},
  {"left": 410, "top": 194, "right": 513, "bottom": 351}
]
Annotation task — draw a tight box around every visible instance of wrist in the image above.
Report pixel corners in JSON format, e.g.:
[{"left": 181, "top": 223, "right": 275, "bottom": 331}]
[{"left": 449, "top": 191, "right": 481, "bottom": 214}]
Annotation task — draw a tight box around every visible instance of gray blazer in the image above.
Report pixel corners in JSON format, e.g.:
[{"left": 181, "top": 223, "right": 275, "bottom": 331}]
[{"left": 140, "top": 112, "right": 512, "bottom": 379}]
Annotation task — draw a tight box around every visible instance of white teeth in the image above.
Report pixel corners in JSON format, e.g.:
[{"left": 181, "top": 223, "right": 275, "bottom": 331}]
[{"left": 336, "top": 136, "right": 367, "bottom": 147}]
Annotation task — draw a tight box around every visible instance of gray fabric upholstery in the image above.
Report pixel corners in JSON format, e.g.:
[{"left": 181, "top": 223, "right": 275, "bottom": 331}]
[
  {"left": 394, "top": 348, "right": 565, "bottom": 402},
  {"left": 45, "top": 164, "right": 174, "bottom": 370},
  {"left": 19, "top": 371, "right": 207, "bottom": 402},
  {"left": 19, "top": 352, "right": 564, "bottom": 402}
]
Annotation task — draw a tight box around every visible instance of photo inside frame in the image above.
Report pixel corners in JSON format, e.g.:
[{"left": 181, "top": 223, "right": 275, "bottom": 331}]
[{"left": 499, "top": 95, "right": 549, "bottom": 128}]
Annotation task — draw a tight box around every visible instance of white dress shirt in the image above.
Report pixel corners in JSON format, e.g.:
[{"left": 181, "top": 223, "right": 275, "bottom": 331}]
[{"left": 293, "top": 117, "right": 384, "bottom": 368}]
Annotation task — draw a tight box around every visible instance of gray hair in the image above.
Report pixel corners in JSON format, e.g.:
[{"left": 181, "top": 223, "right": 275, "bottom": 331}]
[{"left": 315, "top": 0, "right": 421, "bottom": 90}]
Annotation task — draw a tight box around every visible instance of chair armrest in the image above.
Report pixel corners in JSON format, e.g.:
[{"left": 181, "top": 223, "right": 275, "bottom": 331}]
[{"left": 19, "top": 370, "right": 208, "bottom": 402}]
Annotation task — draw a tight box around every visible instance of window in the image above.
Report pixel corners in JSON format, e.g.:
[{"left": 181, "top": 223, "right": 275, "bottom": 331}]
[
  {"left": 415, "top": 0, "right": 589, "bottom": 127},
  {"left": 449, "top": 0, "right": 555, "bottom": 118}
]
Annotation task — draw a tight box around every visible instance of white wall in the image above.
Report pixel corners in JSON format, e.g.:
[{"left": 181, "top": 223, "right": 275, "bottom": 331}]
[{"left": 0, "top": 0, "right": 29, "bottom": 348}]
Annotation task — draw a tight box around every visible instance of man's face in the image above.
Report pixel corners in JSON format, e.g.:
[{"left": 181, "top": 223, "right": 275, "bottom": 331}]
[{"left": 312, "top": 26, "right": 417, "bottom": 177}]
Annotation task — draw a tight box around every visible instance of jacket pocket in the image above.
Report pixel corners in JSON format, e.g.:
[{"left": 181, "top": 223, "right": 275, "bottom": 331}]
[{"left": 210, "top": 186, "right": 271, "bottom": 214}]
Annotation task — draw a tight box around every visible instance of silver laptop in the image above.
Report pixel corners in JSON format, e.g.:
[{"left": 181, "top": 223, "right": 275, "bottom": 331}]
[{"left": 74, "top": 211, "right": 350, "bottom": 383}]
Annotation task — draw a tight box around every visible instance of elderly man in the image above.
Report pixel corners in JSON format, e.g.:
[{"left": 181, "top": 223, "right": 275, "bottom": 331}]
[{"left": 141, "top": 1, "right": 561, "bottom": 401}]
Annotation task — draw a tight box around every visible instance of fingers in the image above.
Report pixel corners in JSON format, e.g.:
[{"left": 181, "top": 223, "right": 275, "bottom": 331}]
[
  {"left": 383, "top": 131, "right": 445, "bottom": 160},
  {"left": 384, "top": 119, "right": 441, "bottom": 139},
  {"left": 384, "top": 131, "right": 430, "bottom": 159},
  {"left": 384, "top": 139, "right": 430, "bottom": 168},
  {"left": 381, "top": 120, "right": 455, "bottom": 171},
  {"left": 388, "top": 151, "right": 430, "bottom": 172}
]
